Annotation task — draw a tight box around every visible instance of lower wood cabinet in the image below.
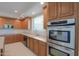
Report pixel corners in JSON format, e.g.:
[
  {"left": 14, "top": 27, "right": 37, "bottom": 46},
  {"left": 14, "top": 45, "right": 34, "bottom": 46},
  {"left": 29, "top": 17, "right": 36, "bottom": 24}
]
[
  {"left": 5, "top": 35, "right": 47, "bottom": 56},
  {"left": 5, "top": 35, "right": 15, "bottom": 43},
  {"left": 29, "top": 38, "right": 34, "bottom": 51},
  {"left": 15, "top": 34, "right": 24, "bottom": 42},
  {"left": 26, "top": 37, "right": 47, "bottom": 56},
  {"left": 26, "top": 37, "right": 30, "bottom": 48},
  {"left": 33, "top": 39, "right": 39, "bottom": 55},
  {"left": 5, "top": 34, "right": 24, "bottom": 44},
  {"left": 38, "top": 41, "right": 47, "bottom": 56}
]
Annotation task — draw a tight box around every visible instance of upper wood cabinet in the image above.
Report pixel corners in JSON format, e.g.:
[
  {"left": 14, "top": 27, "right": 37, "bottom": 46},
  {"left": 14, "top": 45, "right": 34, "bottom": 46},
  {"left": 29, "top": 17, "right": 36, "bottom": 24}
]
[
  {"left": 43, "top": 3, "right": 58, "bottom": 29},
  {"left": 58, "top": 3, "right": 74, "bottom": 18},
  {"left": 48, "top": 2, "right": 58, "bottom": 19},
  {"left": 43, "top": 2, "right": 74, "bottom": 29},
  {"left": 21, "top": 19, "right": 28, "bottom": 29},
  {"left": 43, "top": 5, "right": 48, "bottom": 29}
]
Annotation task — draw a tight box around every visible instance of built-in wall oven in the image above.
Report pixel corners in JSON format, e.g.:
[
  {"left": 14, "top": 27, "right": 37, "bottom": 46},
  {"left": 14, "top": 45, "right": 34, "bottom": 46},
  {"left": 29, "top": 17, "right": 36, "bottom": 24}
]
[
  {"left": 47, "top": 18, "right": 75, "bottom": 56},
  {"left": 48, "top": 43, "right": 74, "bottom": 56}
]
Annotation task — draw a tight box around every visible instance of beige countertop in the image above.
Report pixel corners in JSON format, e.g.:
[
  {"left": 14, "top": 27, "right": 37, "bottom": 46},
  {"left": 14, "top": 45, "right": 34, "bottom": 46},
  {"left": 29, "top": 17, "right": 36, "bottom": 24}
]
[
  {"left": 22, "top": 32, "right": 47, "bottom": 42},
  {"left": 0, "top": 29, "right": 47, "bottom": 43}
]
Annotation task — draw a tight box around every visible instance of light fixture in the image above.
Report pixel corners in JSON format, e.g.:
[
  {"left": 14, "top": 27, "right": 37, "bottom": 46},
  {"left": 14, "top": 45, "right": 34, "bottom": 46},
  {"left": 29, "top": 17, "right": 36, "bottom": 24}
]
[
  {"left": 32, "top": 12, "right": 35, "bottom": 15},
  {"left": 14, "top": 10, "right": 18, "bottom": 13},
  {"left": 17, "top": 13, "right": 25, "bottom": 20},
  {"left": 40, "top": 2, "right": 44, "bottom": 5}
]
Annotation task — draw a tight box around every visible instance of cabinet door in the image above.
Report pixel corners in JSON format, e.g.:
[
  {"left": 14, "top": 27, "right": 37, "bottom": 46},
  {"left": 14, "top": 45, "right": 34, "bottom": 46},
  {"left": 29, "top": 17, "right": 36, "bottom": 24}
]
[
  {"left": 5, "top": 34, "right": 24, "bottom": 44},
  {"left": 5, "top": 35, "right": 15, "bottom": 43},
  {"left": 58, "top": 3, "right": 74, "bottom": 17},
  {"left": 26, "top": 37, "right": 30, "bottom": 48},
  {"left": 38, "top": 41, "right": 47, "bottom": 56},
  {"left": 43, "top": 3, "right": 58, "bottom": 29},
  {"left": 15, "top": 34, "right": 24, "bottom": 42},
  {"left": 21, "top": 19, "right": 28, "bottom": 29},
  {"left": 29, "top": 38, "right": 34, "bottom": 51},
  {"left": 48, "top": 2, "right": 58, "bottom": 19},
  {"left": 43, "top": 5, "right": 48, "bottom": 29},
  {"left": 33, "top": 39, "right": 39, "bottom": 55}
]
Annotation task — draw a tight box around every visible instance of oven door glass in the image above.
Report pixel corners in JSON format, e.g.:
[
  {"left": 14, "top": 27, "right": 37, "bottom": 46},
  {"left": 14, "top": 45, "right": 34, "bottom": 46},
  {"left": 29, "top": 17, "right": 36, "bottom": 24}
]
[
  {"left": 49, "top": 46, "right": 69, "bottom": 56},
  {"left": 49, "top": 30, "right": 70, "bottom": 43}
]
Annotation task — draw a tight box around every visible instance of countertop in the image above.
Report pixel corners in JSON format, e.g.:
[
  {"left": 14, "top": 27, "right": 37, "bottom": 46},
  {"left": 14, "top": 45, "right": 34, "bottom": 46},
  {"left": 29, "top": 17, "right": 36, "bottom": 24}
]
[
  {"left": 0, "top": 29, "right": 47, "bottom": 43},
  {"left": 22, "top": 32, "right": 47, "bottom": 42}
]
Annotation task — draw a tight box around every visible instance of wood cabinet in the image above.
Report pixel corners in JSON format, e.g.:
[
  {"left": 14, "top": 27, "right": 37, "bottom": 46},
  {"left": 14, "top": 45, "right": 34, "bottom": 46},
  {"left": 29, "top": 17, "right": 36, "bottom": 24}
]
[
  {"left": 38, "top": 41, "right": 47, "bottom": 56},
  {"left": 43, "top": 5, "right": 48, "bottom": 29},
  {"left": 5, "top": 35, "right": 15, "bottom": 43},
  {"left": 24, "top": 35, "right": 47, "bottom": 56},
  {"left": 5, "top": 34, "right": 24, "bottom": 44},
  {"left": 43, "top": 2, "right": 74, "bottom": 29},
  {"left": 26, "top": 37, "right": 30, "bottom": 48},
  {"left": 43, "top": 3, "right": 58, "bottom": 29},
  {"left": 48, "top": 2, "right": 58, "bottom": 19},
  {"left": 58, "top": 3, "right": 74, "bottom": 18},
  {"left": 21, "top": 19, "right": 28, "bottom": 29},
  {"left": 14, "top": 34, "right": 24, "bottom": 42},
  {"left": 29, "top": 37, "right": 34, "bottom": 51},
  {"left": 26, "top": 37, "right": 47, "bottom": 56},
  {"left": 21, "top": 17, "right": 32, "bottom": 29},
  {"left": 12, "top": 20, "right": 22, "bottom": 29},
  {"left": 33, "top": 39, "right": 39, "bottom": 55}
]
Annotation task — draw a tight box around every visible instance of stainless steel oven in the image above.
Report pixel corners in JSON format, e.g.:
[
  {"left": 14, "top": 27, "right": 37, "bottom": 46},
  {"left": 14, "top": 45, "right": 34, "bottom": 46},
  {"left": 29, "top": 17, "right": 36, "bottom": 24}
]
[
  {"left": 47, "top": 18, "right": 75, "bottom": 49},
  {"left": 49, "top": 30, "right": 70, "bottom": 43},
  {"left": 48, "top": 43, "right": 74, "bottom": 56}
]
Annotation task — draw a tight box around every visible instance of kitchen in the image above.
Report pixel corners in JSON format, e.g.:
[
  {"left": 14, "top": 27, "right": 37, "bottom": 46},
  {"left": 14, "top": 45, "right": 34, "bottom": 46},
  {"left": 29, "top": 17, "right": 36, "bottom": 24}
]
[{"left": 0, "top": 2, "right": 79, "bottom": 56}]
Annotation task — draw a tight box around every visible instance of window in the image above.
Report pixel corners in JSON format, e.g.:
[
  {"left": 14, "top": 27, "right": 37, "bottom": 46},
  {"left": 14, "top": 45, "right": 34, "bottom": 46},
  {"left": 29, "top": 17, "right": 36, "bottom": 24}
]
[{"left": 32, "top": 14, "right": 44, "bottom": 31}]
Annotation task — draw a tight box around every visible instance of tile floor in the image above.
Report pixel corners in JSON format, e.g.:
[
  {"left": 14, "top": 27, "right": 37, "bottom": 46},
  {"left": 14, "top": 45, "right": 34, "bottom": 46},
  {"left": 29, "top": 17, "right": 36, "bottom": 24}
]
[{"left": 4, "top": 42, "right": 36, "bottom": 56}]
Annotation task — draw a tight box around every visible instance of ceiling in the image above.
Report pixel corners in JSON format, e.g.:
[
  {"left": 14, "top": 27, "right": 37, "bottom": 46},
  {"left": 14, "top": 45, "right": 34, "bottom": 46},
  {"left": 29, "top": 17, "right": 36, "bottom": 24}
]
[{"left": 0, "top": 2, "right": 42, "bottom": 18}]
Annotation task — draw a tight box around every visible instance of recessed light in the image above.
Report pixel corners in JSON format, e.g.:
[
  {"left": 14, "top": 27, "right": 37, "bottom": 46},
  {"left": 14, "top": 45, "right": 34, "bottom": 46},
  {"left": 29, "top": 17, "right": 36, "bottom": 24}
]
[
  {"left": 14, "top": 10, "right": 18, "bottom": 13},
  {"left": 40, "top": 2, "right": 44, "bottom": 5},
  {"left": 32, "top": 12, "right": 35, "bottom": 15}
]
